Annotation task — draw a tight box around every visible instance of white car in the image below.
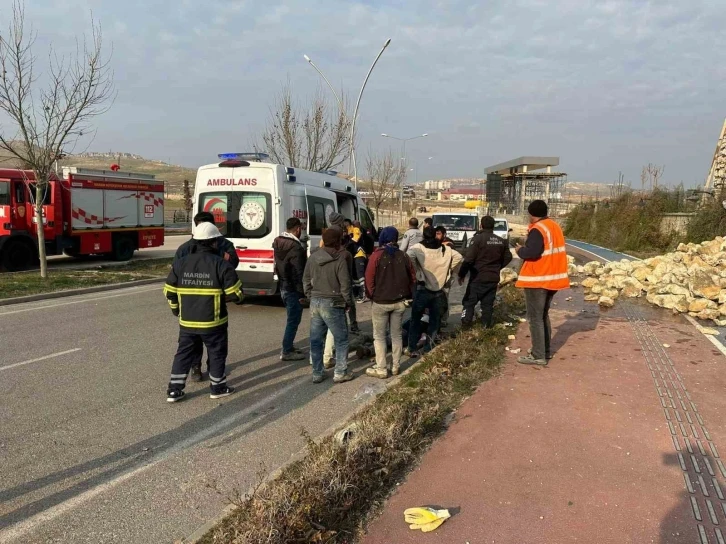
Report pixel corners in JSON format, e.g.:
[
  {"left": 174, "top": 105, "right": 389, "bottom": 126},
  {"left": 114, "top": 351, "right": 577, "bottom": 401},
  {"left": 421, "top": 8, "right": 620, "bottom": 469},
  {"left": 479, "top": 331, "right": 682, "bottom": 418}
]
[{"left": 493, "top": 218, "right": 511, "bottom": 240}]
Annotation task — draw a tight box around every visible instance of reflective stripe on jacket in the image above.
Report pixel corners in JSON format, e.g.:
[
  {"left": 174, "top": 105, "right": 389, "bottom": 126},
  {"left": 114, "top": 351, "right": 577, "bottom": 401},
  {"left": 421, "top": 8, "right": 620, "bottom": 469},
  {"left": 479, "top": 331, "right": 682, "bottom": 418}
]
[
  {"left": 164, "top": 244, "right": 243, "bottom": 332},
  {"left": 515, "top": 218, "right": 570, "bottom": 290}
]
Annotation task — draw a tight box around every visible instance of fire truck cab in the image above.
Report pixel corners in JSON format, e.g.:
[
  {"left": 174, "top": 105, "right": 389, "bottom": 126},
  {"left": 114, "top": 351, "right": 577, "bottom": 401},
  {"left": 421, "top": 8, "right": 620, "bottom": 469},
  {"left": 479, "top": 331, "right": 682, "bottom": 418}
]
[
  {"left": 0, "top": 167, "right": 165, "bottom": 271},
  {"left": 193, "top": 153, "right": 376, "bottom": 296}
]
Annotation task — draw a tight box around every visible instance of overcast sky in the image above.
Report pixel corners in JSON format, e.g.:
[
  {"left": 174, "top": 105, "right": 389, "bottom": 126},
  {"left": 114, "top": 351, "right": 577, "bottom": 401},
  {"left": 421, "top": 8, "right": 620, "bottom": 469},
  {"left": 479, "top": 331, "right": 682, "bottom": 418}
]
[{"left": 8, "top": 0, "right": 726, "bottom": 185}]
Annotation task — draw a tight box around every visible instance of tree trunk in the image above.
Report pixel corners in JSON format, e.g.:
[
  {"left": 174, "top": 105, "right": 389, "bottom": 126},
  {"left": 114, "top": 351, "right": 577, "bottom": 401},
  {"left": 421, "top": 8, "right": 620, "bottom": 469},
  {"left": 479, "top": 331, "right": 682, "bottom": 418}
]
[{"left": 35, "top": 185, "right": 48, "bottom": 279}]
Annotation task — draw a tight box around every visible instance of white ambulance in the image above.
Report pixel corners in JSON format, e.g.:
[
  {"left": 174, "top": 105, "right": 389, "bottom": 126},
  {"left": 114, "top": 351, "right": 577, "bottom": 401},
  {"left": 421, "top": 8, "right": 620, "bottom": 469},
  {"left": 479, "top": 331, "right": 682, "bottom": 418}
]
[{"left": 192, "top": 153, "right": 377, "bottom": 296}]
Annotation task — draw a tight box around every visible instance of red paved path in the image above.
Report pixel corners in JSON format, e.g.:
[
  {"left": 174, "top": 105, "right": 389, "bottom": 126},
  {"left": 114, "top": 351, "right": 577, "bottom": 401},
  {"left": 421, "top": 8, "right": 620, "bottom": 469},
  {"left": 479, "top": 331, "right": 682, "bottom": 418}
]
[{"left": 361, "top": 289, "right": 726, "bottom": 544}]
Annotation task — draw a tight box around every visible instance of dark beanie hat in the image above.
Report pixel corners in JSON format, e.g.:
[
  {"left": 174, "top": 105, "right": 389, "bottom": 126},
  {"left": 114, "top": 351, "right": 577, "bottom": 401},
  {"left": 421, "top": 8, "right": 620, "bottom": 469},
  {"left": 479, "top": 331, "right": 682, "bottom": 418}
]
[
  {"left": 528, "top": 200, "right": 548, "bottom": 218},
  {"left": 322, "top": 227, "right": 342, "bottom": 247},
  {"left": 328, "top": 212, "right": 345, "bottom": 230}
]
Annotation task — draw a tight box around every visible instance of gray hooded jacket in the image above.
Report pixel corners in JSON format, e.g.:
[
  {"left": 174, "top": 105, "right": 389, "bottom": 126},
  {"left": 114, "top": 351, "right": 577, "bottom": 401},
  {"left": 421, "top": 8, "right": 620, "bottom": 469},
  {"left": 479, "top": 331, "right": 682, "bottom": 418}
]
[
  {"left": 399, "top": 228, "right": 424, "bottom": 253},
  {"left": 303, "top": 247, "right": 352, "bottom": 305}
]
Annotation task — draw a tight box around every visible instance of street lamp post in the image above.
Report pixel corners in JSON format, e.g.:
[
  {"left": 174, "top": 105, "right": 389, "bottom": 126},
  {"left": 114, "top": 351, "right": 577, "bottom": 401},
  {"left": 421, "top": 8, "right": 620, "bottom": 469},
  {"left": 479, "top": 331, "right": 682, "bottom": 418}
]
[
  {"left": 303, "top": 38, "right": 391, "bottom": 189},
  {"left": 349, "top": 38, "right": 392, "bottom": 188},
  {"left": 381, "top": 133, "right": 428, "bottom": 169},
  {"left": 303, "top": 54, "right": 352, "bottom": 177},
  {"left": 303, "top": 55, "right": 344, "bottom": 112}
]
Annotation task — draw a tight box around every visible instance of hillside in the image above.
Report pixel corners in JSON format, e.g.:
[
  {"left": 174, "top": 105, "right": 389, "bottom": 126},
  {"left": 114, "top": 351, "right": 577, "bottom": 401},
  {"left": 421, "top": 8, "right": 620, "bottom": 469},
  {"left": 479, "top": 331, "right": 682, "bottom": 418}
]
[{"left": 0, "top": 150, "right": 196, "bottom": 195}]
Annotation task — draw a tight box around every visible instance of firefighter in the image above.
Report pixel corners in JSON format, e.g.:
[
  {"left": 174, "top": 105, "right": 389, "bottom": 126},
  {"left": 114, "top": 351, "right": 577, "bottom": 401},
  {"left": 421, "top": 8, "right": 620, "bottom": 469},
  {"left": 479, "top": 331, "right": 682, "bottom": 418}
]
[
  {"left": 176, "top": 211, "right": 239, "bottom": 267},
  {"left": 164, "top": 222, "right": 243, "bottom": 402},
  {"left": 174, "top": 211, "right": 239, "bottom": 382}
]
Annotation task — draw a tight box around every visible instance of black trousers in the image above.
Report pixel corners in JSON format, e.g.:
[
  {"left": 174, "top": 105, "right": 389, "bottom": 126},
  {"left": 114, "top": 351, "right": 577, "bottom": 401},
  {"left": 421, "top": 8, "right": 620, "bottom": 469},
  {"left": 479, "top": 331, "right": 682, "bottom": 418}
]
[
  {"left": 461, "top": 281, "right": 498, "bottom": 328},
  {"left": 525, "top": 288, "right": 557, "bottom": 360},
  {"left": 169, "top": 327, "right": 228, "bottom": 393}
]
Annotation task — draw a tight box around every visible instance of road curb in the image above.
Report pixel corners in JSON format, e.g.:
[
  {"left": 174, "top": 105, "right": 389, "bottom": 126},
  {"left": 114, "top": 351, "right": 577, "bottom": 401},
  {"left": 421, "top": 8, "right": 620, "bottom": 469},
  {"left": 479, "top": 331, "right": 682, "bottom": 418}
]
[
  {"left": 0, "top": 278, "right": 165, "bottom": 307},
  {"left": 181, "top": 354, "right": 425, "bottom": 544}
]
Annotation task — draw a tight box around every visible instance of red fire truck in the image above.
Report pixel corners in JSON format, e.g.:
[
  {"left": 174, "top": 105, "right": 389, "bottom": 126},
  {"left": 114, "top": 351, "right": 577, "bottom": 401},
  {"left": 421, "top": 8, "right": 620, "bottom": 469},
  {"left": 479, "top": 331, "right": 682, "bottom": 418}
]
[{"left": 0, "top": 166, "right": 165, "bottom": 271}]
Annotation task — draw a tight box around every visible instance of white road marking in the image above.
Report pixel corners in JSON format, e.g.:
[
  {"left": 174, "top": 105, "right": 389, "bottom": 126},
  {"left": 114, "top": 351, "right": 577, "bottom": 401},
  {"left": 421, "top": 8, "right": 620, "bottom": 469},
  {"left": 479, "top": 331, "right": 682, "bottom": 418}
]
[
  {"left": 0, "top": 286, "right": 160, "bottom": 316},
  {"left": 567, "top": 240, "right": 640, "bottom": 261},
  {"left": 684, "top": 315, "right": 726, "bottom": 358},
  {"left": 0, "top": 348, "right": 82, "bottom": 372},
  {"left": 0, "top": 375, "right": 308, "bottom": 543},
  {"left": 567, "top": 243, "right": 615, "bottom": 263}
]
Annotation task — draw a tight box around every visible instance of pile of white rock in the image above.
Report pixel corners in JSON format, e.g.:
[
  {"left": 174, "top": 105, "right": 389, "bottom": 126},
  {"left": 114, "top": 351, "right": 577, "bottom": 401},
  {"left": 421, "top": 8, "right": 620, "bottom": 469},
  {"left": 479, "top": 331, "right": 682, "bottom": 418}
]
[{"left": 572, "top": 238, "right": 726, "bottom": 327}]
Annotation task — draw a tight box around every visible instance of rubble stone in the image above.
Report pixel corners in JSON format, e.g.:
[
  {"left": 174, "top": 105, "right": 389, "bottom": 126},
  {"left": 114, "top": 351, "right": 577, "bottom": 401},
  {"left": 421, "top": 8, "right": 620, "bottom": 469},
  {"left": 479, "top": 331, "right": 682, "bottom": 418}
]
[
  {"left": 602, "top": 288, "right": 620, "bottom": 299},
  {"left": 688, "top": 269, "right": 721, "bottom": 300},
  {"left": 697, "top": 309, "right": 721, "bottom": 321},
  {"left": 500, "top": 268, "right": 518, "bottom": 286},
  {"left": 578, "top": 236, "right": 726, "bottom": 325},
  {"left": 688, "top": 299, "right": 717, "bottom": 313}
]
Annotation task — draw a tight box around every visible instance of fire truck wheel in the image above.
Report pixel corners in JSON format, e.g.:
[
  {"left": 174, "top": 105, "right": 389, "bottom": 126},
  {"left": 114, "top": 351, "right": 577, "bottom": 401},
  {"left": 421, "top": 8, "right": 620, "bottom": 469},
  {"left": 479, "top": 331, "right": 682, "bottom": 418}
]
[
  {"left": 1, "top": 239, "right": 34, "bottom": 272},
  {"left": 111, "top": 236, "right": 136, "bottom": 261}
]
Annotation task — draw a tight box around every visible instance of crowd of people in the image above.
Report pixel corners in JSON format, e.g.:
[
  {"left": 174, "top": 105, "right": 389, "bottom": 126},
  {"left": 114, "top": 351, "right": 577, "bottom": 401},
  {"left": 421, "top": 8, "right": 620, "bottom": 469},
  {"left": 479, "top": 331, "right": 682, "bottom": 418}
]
[
  {"left": 275, "top": 211, "right": 519, "bottom": 383},
  {"left": 162, "top": 200, "right": 569, "bottom": 401}
]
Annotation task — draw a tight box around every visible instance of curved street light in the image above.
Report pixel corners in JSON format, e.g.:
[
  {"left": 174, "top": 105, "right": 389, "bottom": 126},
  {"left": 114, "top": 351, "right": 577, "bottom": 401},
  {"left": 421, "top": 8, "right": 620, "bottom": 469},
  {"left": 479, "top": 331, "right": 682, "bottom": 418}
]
[
  {"left": 380, "top": 132, "right": 428, "bottom": 169},
  {"left": 349, "top": 38, "right": 392, "bottom": 188},
  {"left": 303, "top": 53, "right": 352, "bottom": 179},
  {"left": 303, "top": 38, "right": 391, "bottom": 189},
  {"left": 303, "top": 54, "right": 344, "bottom": 112}
]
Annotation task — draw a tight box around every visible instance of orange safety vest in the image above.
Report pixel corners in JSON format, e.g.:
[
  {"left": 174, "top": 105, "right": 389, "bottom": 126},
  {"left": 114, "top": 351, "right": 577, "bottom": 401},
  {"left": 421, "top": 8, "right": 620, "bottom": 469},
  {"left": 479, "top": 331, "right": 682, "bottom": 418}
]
[{"left": 515, "top": 218, "right": 570, "bottom": 290}]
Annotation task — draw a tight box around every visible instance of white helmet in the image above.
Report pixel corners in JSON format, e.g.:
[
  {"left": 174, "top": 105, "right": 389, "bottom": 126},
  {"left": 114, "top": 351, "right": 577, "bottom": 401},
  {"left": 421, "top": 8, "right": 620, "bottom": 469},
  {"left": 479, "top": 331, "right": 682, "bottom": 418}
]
[{"left": 193, "top": 222, "right": 222, "bottom": 240}]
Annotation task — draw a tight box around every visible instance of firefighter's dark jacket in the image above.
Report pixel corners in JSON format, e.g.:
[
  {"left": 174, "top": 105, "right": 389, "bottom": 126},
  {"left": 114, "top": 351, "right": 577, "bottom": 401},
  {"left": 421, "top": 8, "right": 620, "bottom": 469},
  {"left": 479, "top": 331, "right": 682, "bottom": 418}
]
[
  {"left": 164, "top": 243, "right": 243, "bottom": 332},
  {"left": 175, "top": 236, "right": 239, "bottom": 269}
]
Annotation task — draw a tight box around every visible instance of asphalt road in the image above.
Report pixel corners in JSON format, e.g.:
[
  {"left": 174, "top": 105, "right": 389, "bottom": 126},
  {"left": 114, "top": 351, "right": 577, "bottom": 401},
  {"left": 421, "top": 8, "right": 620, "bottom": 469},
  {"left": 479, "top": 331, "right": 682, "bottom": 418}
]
[
  {"left": 0, "top": 285, "right": 422, "bottom": 543},
  {"left": 46, "top": 235, "right": 189, "bottom": 270}
]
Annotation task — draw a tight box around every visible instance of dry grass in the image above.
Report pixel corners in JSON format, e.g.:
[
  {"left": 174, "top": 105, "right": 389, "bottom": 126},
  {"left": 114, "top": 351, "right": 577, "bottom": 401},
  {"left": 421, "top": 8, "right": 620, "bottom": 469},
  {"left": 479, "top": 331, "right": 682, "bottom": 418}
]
[
  {"left": 0, "top": 258, "right": 172, "bottom": 299},
  {"left": 198, "top": 287, "right": 525, "bottom": 544}
]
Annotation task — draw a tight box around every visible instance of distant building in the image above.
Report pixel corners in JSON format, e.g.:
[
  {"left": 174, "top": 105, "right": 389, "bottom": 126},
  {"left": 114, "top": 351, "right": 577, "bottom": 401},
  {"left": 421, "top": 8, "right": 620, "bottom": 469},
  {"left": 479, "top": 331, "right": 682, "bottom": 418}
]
[
  {"left": 438, "top": 187, "right": 486, "bottom": 201},
  {"left": 424, "top": 180, "right": 452, "bottom": 191}
]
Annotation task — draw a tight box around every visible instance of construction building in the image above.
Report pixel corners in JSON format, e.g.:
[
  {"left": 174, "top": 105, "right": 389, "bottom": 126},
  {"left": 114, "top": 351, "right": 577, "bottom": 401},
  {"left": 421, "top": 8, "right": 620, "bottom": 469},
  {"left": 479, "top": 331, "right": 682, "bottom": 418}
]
[{"left": 485, "top": 156, "right": 567, "bottom": 217}]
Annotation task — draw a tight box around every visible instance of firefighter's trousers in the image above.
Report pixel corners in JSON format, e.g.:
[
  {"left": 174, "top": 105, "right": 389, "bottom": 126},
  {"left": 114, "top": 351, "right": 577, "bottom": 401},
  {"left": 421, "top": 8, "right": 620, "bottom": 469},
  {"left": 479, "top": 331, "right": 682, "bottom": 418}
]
[{"left": 168, "top": 327, "right": 228, "bottom": 394}]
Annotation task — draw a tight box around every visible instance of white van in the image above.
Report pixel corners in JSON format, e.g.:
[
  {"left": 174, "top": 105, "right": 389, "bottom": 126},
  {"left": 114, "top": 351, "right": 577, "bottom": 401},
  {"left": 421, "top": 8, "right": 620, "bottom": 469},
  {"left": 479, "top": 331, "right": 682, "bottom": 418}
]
[
  {"left": 493, "top": 217, "right": 511, "bottom": 240},
  {"left": 431, "top": 211, "right": 479, "bottom": 249},
  {"left": 193, "top": 153, "right": 376, "bottom": 296}
]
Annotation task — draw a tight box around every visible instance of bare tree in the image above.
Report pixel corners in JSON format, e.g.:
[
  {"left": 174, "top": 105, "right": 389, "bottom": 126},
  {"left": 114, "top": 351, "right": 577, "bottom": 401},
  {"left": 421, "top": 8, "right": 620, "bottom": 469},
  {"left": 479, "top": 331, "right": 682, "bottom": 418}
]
[
  {"left": 256, "top": 83, "right": 351, "bottom": 173},
  {"left": 641, "top": 164, "right": 666, "bottom": 192},
  {"left": 364, "top": 150, "right": 405, "bottom": 221},
  {"left": 647, "top": 163, "right": 665, "bottom": 190},
  {"left": 0, "top": 1, "right": 114, "bottom": 277},
  {"left": 182, "top": 179, "right": 193, "bottom": 220},
  {"left": 609, "top": 171, "right": 629, "bottom": 199}
]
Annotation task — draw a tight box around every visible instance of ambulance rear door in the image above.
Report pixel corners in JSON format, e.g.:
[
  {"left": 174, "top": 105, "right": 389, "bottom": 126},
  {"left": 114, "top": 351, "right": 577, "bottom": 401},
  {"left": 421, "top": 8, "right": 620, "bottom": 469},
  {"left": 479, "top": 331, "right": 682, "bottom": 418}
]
[
  {"left": 304, "top": 185, "right": 337, "bottom": 250},
  {"left": 196, "top": 162, "right": 278, "bottom": 293}
]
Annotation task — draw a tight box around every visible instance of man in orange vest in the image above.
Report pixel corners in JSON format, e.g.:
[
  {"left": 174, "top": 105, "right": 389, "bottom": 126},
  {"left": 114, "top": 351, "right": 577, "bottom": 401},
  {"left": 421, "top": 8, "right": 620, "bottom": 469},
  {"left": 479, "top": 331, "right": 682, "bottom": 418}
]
[{"left": 514, "top": 200, "right": 570, "bottom": 365}]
